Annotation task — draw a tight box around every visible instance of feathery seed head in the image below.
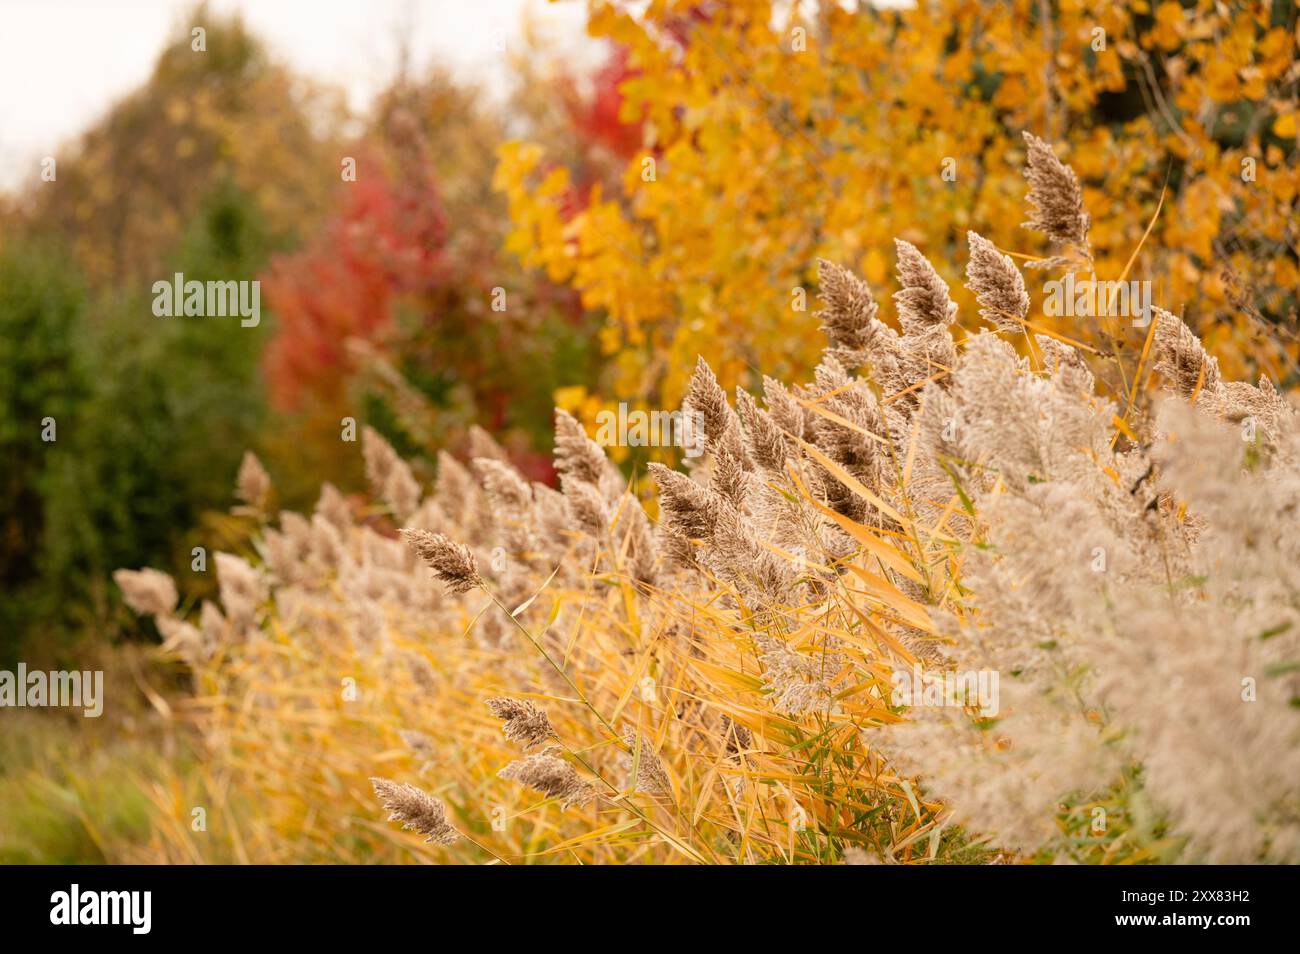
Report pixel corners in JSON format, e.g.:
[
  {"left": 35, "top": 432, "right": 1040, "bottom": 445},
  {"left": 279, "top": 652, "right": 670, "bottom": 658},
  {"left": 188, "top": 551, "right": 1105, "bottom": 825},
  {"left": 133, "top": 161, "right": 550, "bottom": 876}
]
[
  {"left": 553, "top": 409, "right": 608, "bottom": 487},
  {"left": 399, "top": 528, "right": 481, "bottom": 593},
  {"left": 620, "top": 731, "right": 672, "bottom": 797},
  {"left": 362, "top": 426, "right": 422, "bottom": 521},
  {"left": 736, "top": 387, "right": 791, "bottom": 471},
  {"left": 1153, "top": 307, "right": 1222, "bottom": 398},
  {"left": 1021, "top": 132, "right": 1092, "bottom": 267},
  {"left": 399, "top": 730, "right": 435, "bottom": 759},
  {"left": 485, "top": 697, "right": 557, "bottom": 750},
  {"left": 235, "top": 450, "right": 272, "bottom": 509},
  {"left": 684, "top": 357, "right": 747, "bottom": 461},
  {"left": 498, "top": 747, "right": 595, "bottom": 808},
  {"left": 965, "top": 231, "right": 1030, "bottom": 332},
  {"left": 816, "top": 258, "right": 879, "bottom": 351},
  {"left": 648, "top": 463, "right": 724, "bottom": 541},
  {"left": 370, "top": 777, "right": 459, "bottom": 845},
  {"left": 562, "top": 477, "right": 610, "bottom": 536},
  {"left": 762, "top": 375, "right": 805, "bottom": 441},
  {"left": 893, "top": 239, "right": 958, "bottom": 334},
  {"left": 113, "top": 567, "right": 179, "bottom": 618}
]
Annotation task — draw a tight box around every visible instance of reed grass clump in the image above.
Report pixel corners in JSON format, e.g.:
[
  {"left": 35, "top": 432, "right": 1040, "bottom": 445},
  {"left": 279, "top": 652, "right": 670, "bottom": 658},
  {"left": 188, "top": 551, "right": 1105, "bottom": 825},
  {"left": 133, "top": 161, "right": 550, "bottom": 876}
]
[{"left": 121, "top": 134, "right": 1298, "bottom": 865}]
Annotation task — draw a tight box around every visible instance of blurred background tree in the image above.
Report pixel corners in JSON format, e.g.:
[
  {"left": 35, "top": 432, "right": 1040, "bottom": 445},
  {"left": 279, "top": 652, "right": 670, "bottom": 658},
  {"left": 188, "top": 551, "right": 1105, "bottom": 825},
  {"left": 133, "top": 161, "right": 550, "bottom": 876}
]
[
  {"left": 0, "top": 242, "right": 89, "bottom": 663},
  {"left": 259, "top": 45, "right": 634, "bottom": 484},
  {"left": 36, "top": 182, "right": 273, "bottom": 648}
]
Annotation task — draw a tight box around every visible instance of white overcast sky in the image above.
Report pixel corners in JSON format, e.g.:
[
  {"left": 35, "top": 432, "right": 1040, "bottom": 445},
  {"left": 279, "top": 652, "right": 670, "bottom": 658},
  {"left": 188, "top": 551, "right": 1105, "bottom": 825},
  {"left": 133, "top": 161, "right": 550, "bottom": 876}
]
[{"left": 0, "top": 0, "right": 597, "bottom": 190}]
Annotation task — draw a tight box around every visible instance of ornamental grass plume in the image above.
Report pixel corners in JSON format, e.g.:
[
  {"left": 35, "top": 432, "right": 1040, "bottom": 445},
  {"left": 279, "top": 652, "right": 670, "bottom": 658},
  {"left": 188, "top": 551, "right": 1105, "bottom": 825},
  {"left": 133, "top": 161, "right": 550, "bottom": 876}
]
[
  {"left": 884, "top": 347, "right": 1298, "bottom": 860},
  {"left": 198, "top": 600, "right": 227, "bottom": 647},
  {"left": 498, "top": 748, "right": 595, "bottom": 809},
  {"left": 1153, "top": 306, "right": 1222, "bottom": 399},
  {"left": 554, "top": 408, "right": 624, "bottom": 499},
  {"left": 756, "top": 639, "right": 837, "bottom": 717},
  {"left": 475, "top": 457, "right": 548, "bottom": 563},
  {"left": 564, "top": 479, "right": 610, "bottom": 537},
  {"left": 213, "top": 552, "right": 267, "bottom": 634},
  {"left": 314, "top": 482, "right": 353, "bottom": 530},
  {"left": 370, "top": 778, "right": 460, "bottom": 846},
  {"left": 620, "top": 731, "right": 672, "bottom": 798},
  {"left": 815, "top": 258, "right": 879, "bottom": 352},
  {"left": 892, "top": 238, "right": 958, "bottom": 334},
  {"left": 113, "top": 568, "right": 178, "bottom": 619},
  {"left": 760, "top": 375, "right": 805, "bottom": 441},
  {"left": 400, "top": 528, "right": 480, "bottom": 594},
  {"left": 405, "top": 651, "right": 438, "bottom": 692},
  {"left": 734, "top": 388, "right": 791, "bottom": 472},
  {"left": 362, "top": 426, "right": 422, "bottom": 521},
  {"left": 646, "top": 462, "right": 722, "bottom": 542},
  {"left": 683, "top": 356, "right": 748, "bottom": 464},
  {"left": 485, "top": 697, "right": 556, "bottom": 750},
  {"left": 965, "top": 230, "right": 1030, "bottom": 332},
  {"left": 1020, "top": 131, "right": 1092, "bottom": 269},
  {"left": 235, "top": 450, "right": 272, "bottom": 510},
  {"left": 554, "top": 408, "right": 606, "bottom": 485}
]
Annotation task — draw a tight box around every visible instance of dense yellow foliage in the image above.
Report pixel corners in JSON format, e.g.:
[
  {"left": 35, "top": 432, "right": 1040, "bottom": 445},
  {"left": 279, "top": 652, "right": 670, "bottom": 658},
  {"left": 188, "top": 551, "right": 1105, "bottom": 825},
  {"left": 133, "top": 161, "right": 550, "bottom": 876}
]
[{"left": 497, "top": 0, "right": 1298, "bottom": 418}]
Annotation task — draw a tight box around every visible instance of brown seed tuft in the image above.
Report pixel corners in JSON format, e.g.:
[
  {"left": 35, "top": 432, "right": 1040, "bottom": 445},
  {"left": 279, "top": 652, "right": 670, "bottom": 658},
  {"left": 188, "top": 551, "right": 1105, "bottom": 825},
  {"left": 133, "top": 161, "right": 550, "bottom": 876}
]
[
  {"left": 485, "top": 697, "right": 557, "bottom": 750},
  {"left": 965, "top": 231, "right": 1030, "bottom": 332},
  {"left": 399, "top": 528, "right": 481, "bottom": 594},
  {"left": 370, "top": 777, "right": 459, "bottom": 845},
  {"left": 498, "top": 747, "right": 595, "bottom": 808},
  {"left": 1021, "top": 132, "right": 1092, "bottom": 268}
]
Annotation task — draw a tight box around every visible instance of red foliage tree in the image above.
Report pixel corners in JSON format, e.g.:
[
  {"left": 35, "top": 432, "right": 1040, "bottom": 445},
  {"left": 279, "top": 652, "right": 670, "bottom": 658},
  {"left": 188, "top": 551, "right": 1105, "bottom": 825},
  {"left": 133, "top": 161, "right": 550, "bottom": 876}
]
[{"left": 261, "top": 140, "right": 447, "bottom": 412}]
